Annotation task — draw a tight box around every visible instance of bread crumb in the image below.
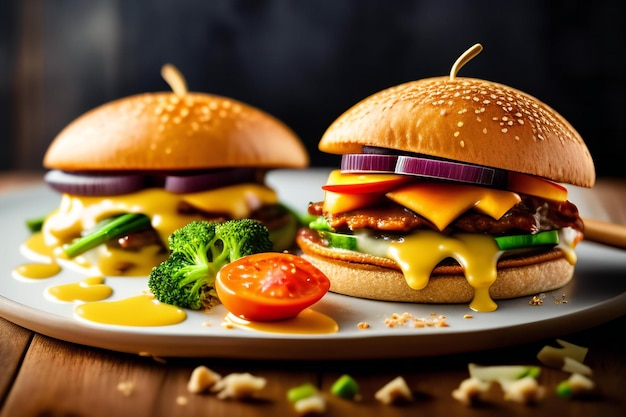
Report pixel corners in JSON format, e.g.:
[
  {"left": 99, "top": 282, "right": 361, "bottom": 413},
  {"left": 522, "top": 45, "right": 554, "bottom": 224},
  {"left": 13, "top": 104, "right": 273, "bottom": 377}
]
[
  {"left": 452, "top": 377, "right": 490, "bottom": 406},
  {"left": 384, "top": 312, "right": 448, "bottom": 328},
  {"left": 294, "top": 393, "right": 326, "bottom": 415},
  {"left": 117, "top": 380, "right": 135, "bottom": 397},
  {"left": 357, "top": 322, "right": 370, "bottom": 329},
  {"left": 463, "top": 314, "right": 473, "bottom": 319},
  {"left": 221, "top": 321, "right": 235, "bottom": 329},
  {"left": 211, "top": 372, "right": 267, "bottom": 400},
  {"left": 187, "top": 366, "right": 222, "bottom": 394},
  {"left": 499, "top": 376, "right": 545, "bottom": 404},
  {"left": 374, "top": 376, "right": 413, "bottom": 405}
]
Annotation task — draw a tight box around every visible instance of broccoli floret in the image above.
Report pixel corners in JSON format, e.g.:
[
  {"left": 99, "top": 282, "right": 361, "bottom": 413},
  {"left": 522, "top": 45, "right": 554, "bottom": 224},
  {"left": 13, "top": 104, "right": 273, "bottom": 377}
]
[
  {"left": 217, "top": 218, "right": 273, "bottom": 259},
  {"left": 147, "top": 219, "right": 273, "bottom": 310}
]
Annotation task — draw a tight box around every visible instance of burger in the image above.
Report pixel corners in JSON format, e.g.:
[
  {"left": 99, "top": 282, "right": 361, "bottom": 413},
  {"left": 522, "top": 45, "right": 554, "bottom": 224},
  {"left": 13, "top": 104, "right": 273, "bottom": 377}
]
[
  {"left": 34, "top": 64, "right": 309, "bottom": 277},
  {"left": 296, "top": 44, "right": 595, "bottom": 312}
]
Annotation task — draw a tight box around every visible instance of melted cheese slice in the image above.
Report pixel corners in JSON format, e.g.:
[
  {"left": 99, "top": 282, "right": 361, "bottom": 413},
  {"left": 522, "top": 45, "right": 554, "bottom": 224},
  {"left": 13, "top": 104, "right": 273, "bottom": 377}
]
[
  {"left": 386, "top": 182, "right": 521, "bottom": 230},
  {"left": 38, "top": 183, "right": 277, "bottom": 276}
]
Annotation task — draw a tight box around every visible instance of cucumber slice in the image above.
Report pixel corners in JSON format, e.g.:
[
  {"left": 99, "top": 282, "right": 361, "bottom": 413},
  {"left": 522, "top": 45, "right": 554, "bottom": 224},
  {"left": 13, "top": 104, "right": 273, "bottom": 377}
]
[
  {"left": 320, "top": 231, "right": 358, "bottom": 251},
  {"left": 495, "top": 230, "right": 559, "bottom": 250}
]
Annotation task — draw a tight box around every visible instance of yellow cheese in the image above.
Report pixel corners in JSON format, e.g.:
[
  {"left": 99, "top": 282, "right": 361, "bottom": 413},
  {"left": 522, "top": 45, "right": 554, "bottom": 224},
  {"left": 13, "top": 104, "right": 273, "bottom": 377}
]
[
  {"left": 386, "top": 182, "right": 521, "bottom": 230},
  {"left": 39, "top": 183, "right": 277, "bottom": 276},
  {"left": 387, "top": 230, "right": 501, "bottom": 312}
]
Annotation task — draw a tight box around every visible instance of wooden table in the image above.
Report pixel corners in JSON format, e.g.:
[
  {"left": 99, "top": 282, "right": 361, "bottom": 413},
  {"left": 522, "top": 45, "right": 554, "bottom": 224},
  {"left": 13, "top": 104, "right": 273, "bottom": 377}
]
[{"left": 1, "top": 172, "right": 625, "bottom": 417}]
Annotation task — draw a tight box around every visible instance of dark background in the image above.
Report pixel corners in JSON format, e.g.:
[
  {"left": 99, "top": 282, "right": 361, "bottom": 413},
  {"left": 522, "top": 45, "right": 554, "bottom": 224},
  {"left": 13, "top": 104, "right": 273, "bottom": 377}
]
[{"left": 1, "top": 0, "right": 624, "bottom": 177}]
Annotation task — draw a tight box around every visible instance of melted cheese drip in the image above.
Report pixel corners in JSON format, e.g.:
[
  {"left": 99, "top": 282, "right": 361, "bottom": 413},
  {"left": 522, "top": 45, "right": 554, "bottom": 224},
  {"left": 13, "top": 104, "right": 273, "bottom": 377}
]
[
  {"left": 387, "top": 231, "right": 502, "bottom": 312},
  {"left": 47, "top": 276, "right": 113, "bottom": 302},
  {"left": 75, "top": 294, "right": 186, "bottom": 326},
  {"left": 32, "top": 184, "right": 277, "bottom": 276}
]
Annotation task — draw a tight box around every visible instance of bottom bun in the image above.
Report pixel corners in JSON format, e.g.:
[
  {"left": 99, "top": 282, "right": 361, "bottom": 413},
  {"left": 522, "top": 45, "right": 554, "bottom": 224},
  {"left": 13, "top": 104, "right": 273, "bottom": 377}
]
[{"left": 299, "top": 250, "right": 574, "bottom": 304}]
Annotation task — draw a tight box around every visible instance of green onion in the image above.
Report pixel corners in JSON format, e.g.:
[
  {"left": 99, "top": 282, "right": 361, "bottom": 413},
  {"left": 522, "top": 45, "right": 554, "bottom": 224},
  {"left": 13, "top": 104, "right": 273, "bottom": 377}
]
[
  {"left": 330, "top": 374, "right": 360, "bottom": 399},
  {"left": 287, "top": 383, "right": 318, "bottom": 403},
  {"left": 556, "top": 381, "right": 573, "bottom": 398},
  {"left": 25, "top": 215, "right": 48, "bottom": 233},
  {"left": 64, "top": 213, "right": 151, "bottom": 258}
]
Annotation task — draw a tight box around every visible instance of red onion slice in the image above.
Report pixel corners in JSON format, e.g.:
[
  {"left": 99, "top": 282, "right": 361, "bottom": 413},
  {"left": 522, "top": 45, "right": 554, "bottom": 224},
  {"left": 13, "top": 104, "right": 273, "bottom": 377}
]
[
  {"left": 164, "top": 168, "right": 257, "bottom": 194},
  {"left": 44, "top": 170, "right": 146, "bottom": 196},
  {"left": 394, "top": 156, "right": 506, "bottom": 187},
  {"left": 341, "top": 154, "right": 398, "bottom": 173}
]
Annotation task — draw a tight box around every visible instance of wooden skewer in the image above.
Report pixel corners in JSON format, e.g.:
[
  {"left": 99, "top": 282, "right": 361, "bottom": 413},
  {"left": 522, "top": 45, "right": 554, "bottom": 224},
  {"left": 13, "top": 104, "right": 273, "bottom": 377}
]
[{"left": 582, "top": 218, "right": 626, "bottom": 250}]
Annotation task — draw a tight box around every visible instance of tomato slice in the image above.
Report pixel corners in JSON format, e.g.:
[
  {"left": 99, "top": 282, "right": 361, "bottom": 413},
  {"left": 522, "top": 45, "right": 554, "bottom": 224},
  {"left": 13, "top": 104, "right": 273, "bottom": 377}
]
[
  {"left": 321, "top": 170, "right": 411, "bottom": 194},
  {"left": 215, "top": 253, "right": 331, "bottom": 322},
  {"left": 507, "top": 171, "right": 568, "bottom": 202}
]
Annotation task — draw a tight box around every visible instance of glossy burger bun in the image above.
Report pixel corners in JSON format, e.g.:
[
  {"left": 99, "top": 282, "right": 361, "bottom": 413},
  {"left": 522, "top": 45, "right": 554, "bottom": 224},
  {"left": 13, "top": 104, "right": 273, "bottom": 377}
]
[
  {"left": 303, "top": 46, "right": 593, "bottom": 303},
  {"left": 297, "top": 234, "right": 574, "bottom": 303},
  {"left": 43, "top": 92, "right": 309, "bottom": 172},
  {"left": 318, "top": 76, "right": 595, "bottom": 187}
]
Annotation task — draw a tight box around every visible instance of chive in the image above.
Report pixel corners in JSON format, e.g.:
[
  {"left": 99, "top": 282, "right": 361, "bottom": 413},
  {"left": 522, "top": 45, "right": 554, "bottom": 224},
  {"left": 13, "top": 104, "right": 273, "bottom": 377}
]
[
  {"left": 64, "top": 213, "right": 151, "bottom": 258},
  {"left": 25, "top": 215, "right": 48, "bottom": 233},
  {"left": 330, "top": 374, "right": 360, "bottom": 399},
  {"left": 556, "top": 381, "right": 573, "bottom": 398},
  {"left": 287, "top": 383, "right": 318, "bottom": 403}
]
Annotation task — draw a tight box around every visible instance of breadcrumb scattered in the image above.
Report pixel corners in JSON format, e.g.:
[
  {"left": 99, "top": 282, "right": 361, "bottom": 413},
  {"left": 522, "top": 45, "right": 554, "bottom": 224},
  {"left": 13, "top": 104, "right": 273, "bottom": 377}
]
[
  {"left": 499, "top": 376, "right": 545, "bottom": 404},
  {"left": 384, "top": 312, "right": 448, "bottom": 328},
  {"left": 211, "top": 372, "right": 267, "bottom": 400},
  {"left": 187, "top": 365, "right": 222, "bottom": 394},
  {"left": 451, "top": 377, "right": 490, "bottom": 405},
  {"left": 463, "top": 314, "right": 473, "bottom": 319},
  {"left": 357, "top": 322, "right": 370, "bottom": 329},
  {"left": 374, "top": 376, "right": 413, "bottom": 405},
  {"left": 221, "top": 321, "right": 235, "bottom": 330},
  {"left": 294, "top": 393, "right": 326, "bottom": 415},
  {"left": 116, "top": 380, "right": 135, "bottom": 397},
  {"left": 138, "top": 351, "right": 167, "bottom": 364}
]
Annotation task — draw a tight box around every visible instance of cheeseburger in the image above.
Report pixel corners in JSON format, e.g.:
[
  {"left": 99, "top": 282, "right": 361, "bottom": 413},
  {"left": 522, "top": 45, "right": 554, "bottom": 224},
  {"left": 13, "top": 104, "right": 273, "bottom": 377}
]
[
  {"left": 297, "top": 44, "right": 595, "bottom": 312},
  {"left": 34, "top": 64, "right": 308, "bottom": 276}
]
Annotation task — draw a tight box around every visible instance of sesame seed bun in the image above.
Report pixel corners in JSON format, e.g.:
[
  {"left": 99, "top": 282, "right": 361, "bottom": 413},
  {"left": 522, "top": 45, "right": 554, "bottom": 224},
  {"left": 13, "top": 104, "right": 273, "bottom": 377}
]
[
  {"left": 318, "top": 76, "right": 595, "bottom": 187},
  {"left": 297, "top": 231, "right": 573, "bottom": 303},
  {"left": 43, "top": 92, "right": 309, "bottom": 171}
]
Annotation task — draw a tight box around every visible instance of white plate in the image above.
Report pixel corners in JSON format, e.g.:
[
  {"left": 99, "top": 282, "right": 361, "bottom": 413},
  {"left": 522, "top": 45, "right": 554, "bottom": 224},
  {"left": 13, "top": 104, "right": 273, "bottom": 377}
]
[{"left": 1, "top": 168, "right": 625, "bottom": 360}]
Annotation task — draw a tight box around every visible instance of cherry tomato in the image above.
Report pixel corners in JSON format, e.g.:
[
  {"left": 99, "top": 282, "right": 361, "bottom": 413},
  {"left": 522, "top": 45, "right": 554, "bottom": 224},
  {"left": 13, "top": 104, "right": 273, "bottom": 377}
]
[{"left": 216, "top": 253, "right": 331, "bottom": 322}]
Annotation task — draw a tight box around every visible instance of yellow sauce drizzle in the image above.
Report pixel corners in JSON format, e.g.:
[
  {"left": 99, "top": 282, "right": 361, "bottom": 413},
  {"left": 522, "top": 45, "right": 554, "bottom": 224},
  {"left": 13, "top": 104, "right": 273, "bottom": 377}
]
[
  {"left": 47, "top": 276, "right": 113, "bottom": 302},
  {"left": 75, "top": 295, "right": 186, "bottom": 326},
  {"left": 14, "top": 262, "right": 61, "bottom": 279},
  {"left": 387, "top": 230, "right": 501, "bottom": 312},
  {"left": 224, "top": 309, "right": 339, "bottom": 335}
]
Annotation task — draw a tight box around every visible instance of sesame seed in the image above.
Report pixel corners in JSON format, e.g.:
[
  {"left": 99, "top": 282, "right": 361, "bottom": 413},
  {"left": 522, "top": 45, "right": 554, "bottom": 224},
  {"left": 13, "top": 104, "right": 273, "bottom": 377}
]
[
  {"left": 457, "top": 121, "right": 464, "bottom": 127},
  {"left": 501, "top": 128, "right": 508, "bottom": 133},
  {"left": 454, "top": 131, "right": 460, "bottom": 137},
  {"left": 459, "top": 140, "right": 465, "bottom": 147}
]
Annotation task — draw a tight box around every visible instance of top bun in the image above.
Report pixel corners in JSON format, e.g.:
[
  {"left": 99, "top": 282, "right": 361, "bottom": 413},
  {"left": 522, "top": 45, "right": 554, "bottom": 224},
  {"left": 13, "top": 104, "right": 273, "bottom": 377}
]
[
  {"left": 319, "top": 76, "right": 595, "bottom": 187},
  {"left": 44, "top": 92, "right": 309, "bottom": 172}
]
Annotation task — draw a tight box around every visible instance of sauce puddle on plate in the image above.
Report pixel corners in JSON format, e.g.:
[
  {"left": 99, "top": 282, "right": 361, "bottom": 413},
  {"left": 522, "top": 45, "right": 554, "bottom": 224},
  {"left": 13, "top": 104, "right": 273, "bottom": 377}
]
[
  {"left": 224, "top": 309, "right": 339, "bottom": 335},
  {"left": 47, "top": 276, "right": 113, "bottom": 302},
  {"left": 75, "top": 294, "right": 187, "bottom": 326}
]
